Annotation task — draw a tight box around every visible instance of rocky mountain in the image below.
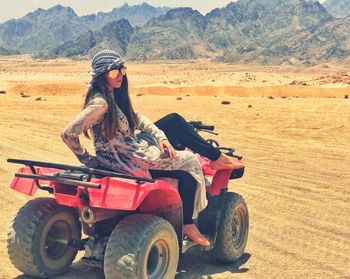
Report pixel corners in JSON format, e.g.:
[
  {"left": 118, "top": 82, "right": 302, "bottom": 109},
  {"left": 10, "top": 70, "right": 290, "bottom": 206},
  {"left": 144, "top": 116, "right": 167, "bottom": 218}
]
[
  {"left": 0, "top": 5, "right": 87, "bottom": 53},
  {"left": 285, "top": 15, "right": 350, "bottom": 62},
  {"left": 126, "top": 0, "right": 346, "bottom": 65},
  {"left": 323, "top": 0, "right": 350, "bottom": 18},
  {"left": 43, "top": 19, "right": 134, "bottom": 58},
  {"left": 0, "top": 3, "right": 169, "bottom": 54},
  {"left": 1, "top": 0, "right": 349, "bottom": 65},
  {"left": 81, "top": 3, "right": 170, "bottom": 29},
  {"left": 0, "top": 45, "right": 20, "bottom": 55},
  {"left": 206, "top": 0, "right": 334, "bottom": 64},
  {"left": 127, "top": 8, "right": 211, "bottom": 60}
]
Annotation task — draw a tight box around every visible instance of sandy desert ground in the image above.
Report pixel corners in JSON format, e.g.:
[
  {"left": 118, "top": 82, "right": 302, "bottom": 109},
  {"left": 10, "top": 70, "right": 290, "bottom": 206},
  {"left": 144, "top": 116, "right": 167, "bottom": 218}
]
[{"left": 0, "top": 56, "right": 349, "bottom": 278}]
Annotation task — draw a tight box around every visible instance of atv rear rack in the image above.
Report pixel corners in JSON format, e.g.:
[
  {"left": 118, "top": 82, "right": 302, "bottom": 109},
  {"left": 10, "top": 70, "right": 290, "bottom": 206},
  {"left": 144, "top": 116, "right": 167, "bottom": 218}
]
[{"left": 8, "top": 158, "right": 156, "bottom": 194}]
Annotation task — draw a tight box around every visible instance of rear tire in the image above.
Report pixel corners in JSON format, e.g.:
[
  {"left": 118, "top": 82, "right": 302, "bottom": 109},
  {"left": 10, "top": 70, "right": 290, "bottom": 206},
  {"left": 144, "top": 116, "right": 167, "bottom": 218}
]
[
  {"left": 104, "top": 214, "right": 179, "bottom": 279},
  {"left": 212, "top": 192, "right": 249, "bottom": 263},
  {"left": 7, "top": 197, "right": 81, "bottom": 278}
]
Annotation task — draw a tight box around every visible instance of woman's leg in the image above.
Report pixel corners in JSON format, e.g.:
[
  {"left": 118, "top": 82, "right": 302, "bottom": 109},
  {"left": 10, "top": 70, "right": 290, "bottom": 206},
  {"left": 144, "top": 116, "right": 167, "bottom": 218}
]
[
  {"left": 149, "top": 168, "right": 210, "bottom": 246},
  {"left": 154, "top": 113, "right": 221, "bottom": 161},
  {"left": 155, "top": 113, "right": 245, "bottom": 170},
  {"left": 149, "top": 169, "right": 196, "bottom": 224}
]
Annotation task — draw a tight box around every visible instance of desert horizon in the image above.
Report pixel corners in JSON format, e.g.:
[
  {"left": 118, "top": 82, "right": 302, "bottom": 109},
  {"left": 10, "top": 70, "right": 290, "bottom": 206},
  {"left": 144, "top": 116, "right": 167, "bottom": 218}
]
[{"left": 0, "top": 56, "right": 349, "bottom": 278}]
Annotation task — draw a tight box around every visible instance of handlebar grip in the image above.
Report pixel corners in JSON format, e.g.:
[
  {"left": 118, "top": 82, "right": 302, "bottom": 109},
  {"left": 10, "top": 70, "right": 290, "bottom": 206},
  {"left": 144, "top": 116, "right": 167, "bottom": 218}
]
[
  {"left": 188, "top": 121, "right": 215, "bottom": 131},
  {"left": 198, "top": 125, "right": 214, "bottom": 131}
]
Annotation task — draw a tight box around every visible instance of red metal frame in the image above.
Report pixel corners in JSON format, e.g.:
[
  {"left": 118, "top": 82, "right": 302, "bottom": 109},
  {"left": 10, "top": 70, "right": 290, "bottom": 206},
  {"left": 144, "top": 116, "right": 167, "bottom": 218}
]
[
  {"left": 10, "top": 155, "right": 243, "bottom": 212},
  {"left": 10, "top": 166, "right": 61, "bottom": 196}
]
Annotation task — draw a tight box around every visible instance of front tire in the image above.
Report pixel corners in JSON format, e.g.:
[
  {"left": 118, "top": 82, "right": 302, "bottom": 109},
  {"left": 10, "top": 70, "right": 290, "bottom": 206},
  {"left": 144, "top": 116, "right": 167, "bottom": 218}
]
[
  {"left": 212, "top": 192, "right": 249, "bottom": 263},
  {"left": 7, "top": 197, "right": 81, "bottom": 278},
  {"left": 104, "top": 214, "right": 179, "bottom": 279}
]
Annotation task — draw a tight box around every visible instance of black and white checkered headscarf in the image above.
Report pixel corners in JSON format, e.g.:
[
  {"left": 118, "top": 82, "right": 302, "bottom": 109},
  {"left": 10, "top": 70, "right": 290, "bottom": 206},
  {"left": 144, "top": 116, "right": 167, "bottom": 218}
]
[{"left": 91, "top": 49, "right": 125, "bottom": 77}]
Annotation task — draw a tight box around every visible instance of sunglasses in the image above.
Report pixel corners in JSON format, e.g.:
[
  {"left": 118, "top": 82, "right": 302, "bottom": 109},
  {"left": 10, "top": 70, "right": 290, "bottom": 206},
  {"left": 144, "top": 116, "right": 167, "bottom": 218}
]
[{"left": 108, "top": 65, "right": 127, "bottom": 79}]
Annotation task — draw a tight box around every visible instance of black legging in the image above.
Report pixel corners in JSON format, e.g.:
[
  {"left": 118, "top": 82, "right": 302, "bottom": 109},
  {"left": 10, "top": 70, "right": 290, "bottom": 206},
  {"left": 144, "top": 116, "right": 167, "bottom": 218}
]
[
  {"left": 154, "top": 113, "right": 221, "bottom": 161},
  {"left": 149, "top": 169, "right": 196, "bottom": 224},
  {"left": 150, "top": 113, "right": 221, "bottom": 224}
]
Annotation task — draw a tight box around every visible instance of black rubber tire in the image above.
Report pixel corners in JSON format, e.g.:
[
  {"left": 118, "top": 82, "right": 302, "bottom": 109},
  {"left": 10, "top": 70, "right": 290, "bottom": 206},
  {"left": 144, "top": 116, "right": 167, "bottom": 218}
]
[
  {"left": 7, "top": 197, "right": 81, "bottom": 278},
  {"left": 212, "top": 192, "right": 249, "bottom": 263},
  {"left": 104, "top": 214, "right": 179, "bottom": 279}
]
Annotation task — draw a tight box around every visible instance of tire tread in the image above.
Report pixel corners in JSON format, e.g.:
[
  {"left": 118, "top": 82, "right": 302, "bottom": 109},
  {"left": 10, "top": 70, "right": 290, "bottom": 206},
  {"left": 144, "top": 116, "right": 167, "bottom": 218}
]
[
  {"left": 212, "top": 192, "right": 249, "bottom": 263},
  {"left": 7, "top": 197, "right": 79, "bottom": 278},
  {"left": 104, "top": 214, "right": 178, "bottom": 279}
]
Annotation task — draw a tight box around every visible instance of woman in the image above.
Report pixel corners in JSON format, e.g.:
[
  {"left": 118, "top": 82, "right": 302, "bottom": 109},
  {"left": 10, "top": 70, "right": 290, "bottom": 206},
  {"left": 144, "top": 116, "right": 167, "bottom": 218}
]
[{"left": 61, "top": 49, "right": 244, "bottom": 247}]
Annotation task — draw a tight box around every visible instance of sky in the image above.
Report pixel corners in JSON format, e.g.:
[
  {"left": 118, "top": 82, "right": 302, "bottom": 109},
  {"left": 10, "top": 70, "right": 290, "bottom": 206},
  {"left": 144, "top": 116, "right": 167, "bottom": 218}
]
[{"left": 0, "top": 0, "right": 246, "bottom": 23}]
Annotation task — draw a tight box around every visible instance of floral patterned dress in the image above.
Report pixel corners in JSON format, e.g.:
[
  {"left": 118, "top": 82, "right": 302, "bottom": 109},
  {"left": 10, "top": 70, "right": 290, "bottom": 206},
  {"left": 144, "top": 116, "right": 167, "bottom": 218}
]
[{"left": 61, "top": 93, "right": 207, "bottom": 218}]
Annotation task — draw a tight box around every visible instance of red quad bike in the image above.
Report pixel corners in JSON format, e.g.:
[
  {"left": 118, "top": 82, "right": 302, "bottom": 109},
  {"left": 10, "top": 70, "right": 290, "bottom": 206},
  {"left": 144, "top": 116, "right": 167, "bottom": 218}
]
[{"left": 7, "top": 121, "right": 249, "bottom": 279}]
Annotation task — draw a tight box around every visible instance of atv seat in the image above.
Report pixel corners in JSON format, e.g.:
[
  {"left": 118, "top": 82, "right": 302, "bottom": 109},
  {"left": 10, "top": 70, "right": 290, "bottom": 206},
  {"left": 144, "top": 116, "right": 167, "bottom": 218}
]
[{"left": 96, "top": 164, "right": 179, "bottom": 188}]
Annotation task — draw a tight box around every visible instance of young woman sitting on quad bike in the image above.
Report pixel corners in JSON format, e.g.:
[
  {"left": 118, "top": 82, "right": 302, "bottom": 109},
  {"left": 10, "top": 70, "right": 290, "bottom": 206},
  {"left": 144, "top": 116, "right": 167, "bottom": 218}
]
[{"left": 61, "top": 49, "right": 245, "bottom": 247}]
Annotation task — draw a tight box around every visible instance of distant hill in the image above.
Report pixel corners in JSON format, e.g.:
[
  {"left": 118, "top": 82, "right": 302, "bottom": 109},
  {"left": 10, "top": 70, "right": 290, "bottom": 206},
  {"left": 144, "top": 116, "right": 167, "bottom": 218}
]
[
  {"left": 0, "top": 45, "right": 20, "bottom": 55},
  {"left": 0, "top": 5, "right": 87, "bottom": 53},
  {"left": 127, "top": 8, "right": 211, "bottom": 60},
  {"left": 1, "top": 0, "right": 350, "bottom": 65},
  {"left": 128, "top": 0, "right": 347, "bottom": 65},
  {"left": 42, "top": 19, "right": 134, "bottom": 58},
  {"left": 206, "top": 0, "right": 336, "bottom": 64},
  {"left": 323, "top": 0, "right": 350, "bottom": 18},
  {"left": 81, "top": 3, "right": 170, "bottom": 29},
  {"left": 0, "top": 3, "right": 169, "bottom": 54},
  {"left": 291, "top": 16, "right": 350, "bottom": 62}
]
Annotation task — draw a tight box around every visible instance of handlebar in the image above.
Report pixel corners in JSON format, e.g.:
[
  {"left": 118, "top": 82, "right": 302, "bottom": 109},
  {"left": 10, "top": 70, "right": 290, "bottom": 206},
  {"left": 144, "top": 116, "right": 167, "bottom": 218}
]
[
  {"left": 188, "top": 120, "right": 243, "bottom": 160},
  {"left": 188, "top": 121, "right": 215, "bottom": 131},
  {"left": 200, "top": 124, "right": 215, "bottom": 131}
]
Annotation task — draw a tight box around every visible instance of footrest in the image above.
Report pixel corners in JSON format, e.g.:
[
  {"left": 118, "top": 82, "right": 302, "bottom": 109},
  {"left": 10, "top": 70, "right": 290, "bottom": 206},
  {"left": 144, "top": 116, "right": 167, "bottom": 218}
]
[{"left": 182, "top": 235, "right": 212, "bottom": 253}]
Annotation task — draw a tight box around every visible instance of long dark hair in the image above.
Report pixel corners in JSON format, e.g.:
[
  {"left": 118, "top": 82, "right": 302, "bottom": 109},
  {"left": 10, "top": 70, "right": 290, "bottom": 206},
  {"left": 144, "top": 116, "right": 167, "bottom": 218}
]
[{"left": 83, "top": 74, "right": 139, "bottom": 139}]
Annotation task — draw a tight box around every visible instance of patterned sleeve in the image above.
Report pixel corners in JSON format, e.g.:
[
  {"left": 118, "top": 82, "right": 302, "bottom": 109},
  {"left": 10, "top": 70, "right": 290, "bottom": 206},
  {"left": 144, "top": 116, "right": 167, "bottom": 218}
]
[
  {"left": 61, "top": 97, "right": 108, "bottom": 163},
  {"left": 135, "top": 111, "right": 167, "bottom": 143}
]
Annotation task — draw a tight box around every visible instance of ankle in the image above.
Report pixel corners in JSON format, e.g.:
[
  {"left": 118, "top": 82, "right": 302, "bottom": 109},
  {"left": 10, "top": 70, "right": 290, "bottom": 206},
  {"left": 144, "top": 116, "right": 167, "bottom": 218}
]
[{"left": 214, "top": 153, "right": 229, "bottom": 163}]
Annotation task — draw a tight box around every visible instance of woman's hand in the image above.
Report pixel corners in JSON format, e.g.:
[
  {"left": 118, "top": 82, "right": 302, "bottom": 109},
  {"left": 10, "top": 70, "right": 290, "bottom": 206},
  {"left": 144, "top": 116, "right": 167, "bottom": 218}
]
[
  {"left": 84, "top": 156, "right": 101, "bottom": 168},
  {"left": 77, "top": 150, "right": 101, "bottom": 168},
  {"left": 159, "top": 139, "right": 177, "bottom": 160}
]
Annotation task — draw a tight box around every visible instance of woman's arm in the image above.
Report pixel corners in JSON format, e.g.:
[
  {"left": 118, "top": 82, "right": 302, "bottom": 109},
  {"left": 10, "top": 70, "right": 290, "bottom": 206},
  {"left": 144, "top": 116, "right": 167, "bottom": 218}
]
[
  {"left": 135, "top": 111, "right": 177, "bottom": 159},
  {"left": 61, "top": 97, "right": 108, "bottom": 165},
  {"left": 135, "top": 111, "right": 167, "bottom": 143}
]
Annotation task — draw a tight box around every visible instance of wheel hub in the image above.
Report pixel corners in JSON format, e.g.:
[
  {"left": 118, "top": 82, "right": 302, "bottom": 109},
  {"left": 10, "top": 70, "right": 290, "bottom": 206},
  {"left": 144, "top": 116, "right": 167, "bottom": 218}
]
[
  {"left": 232, "top": 207, "right": 245, "bottom": 248},
  {"left": 147, "top": 240, "right": 170, "bottom": 279},
  {"left": 45, "top": 220, "right": 71, "bottom": 259}
]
